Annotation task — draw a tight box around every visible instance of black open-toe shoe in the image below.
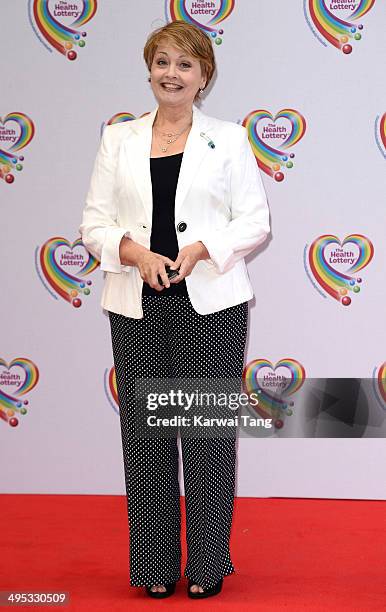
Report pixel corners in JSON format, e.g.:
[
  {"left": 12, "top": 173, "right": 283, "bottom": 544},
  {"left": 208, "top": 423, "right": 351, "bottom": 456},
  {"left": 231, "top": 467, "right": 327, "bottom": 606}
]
[
  {"left": 145, "top": 581, "right": 176, "bottom": 598},
  {"left": 187, "top": 577, "right": 223, "bottom": 599}
]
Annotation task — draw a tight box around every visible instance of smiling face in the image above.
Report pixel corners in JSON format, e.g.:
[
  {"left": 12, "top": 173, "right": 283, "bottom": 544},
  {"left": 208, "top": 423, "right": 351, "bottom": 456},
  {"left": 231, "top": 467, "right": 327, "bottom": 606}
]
[{"left": 150, "top": 42, "right": 206, "bottom": 109}]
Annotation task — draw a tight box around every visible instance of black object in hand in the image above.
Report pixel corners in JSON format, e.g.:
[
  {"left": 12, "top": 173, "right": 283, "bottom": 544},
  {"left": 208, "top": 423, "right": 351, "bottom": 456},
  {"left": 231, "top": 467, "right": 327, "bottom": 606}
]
[{"left": 158, "top": 265, "right": 180, "bottom": 286}]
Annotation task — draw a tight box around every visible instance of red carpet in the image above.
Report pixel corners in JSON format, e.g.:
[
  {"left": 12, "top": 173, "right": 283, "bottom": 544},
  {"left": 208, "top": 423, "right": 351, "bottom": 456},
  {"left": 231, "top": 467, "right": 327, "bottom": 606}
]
[{"left": 1, "top": 495, "right": 386, "bottom": 610}]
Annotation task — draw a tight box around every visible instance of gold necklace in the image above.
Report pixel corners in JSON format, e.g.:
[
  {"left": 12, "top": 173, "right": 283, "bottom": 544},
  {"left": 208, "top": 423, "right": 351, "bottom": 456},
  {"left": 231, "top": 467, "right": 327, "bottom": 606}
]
[{"left": 153, "top": 118, "right": 192, "bottom": 153}]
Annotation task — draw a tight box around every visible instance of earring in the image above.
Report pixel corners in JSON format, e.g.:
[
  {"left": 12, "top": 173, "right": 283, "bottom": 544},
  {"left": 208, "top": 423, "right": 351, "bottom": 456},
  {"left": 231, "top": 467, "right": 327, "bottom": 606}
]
[
  {"left": 199, "top": 88, "right": 204, "bottom": 95},
  {"left": 148, "top": 76, "right": 151, "bottom": 82}
]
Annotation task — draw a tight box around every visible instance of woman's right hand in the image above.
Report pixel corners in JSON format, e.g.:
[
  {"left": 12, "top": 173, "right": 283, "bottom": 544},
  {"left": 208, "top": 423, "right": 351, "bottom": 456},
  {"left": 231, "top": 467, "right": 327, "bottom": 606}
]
[{"left": 119, "top": 237, "right": 176, "bottom": 291}]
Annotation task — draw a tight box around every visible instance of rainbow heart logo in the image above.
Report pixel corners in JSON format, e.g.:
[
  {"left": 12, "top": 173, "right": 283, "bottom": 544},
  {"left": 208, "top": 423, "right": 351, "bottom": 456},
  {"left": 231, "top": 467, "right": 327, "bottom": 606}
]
[
  {"left": 28, "top": 0, "right": 97, "bottom": 60},
  {"left": 242, "top": 109, "right": 306, "bottom": 182},
  {"left": 101, "top": 112, "right": 137, "bottom": 138},
  {"left": 36, "top": 237, "right": 99, "bottom": 308},
  {"left": 243, "top": 358, "right": 306, "bottom": 427},
  {"left": 305, "top": 234, "right": 374, "bottom": 306},
  {"left": 104, "top": 366, "right": 119, "bottom": 415},
  {"left": 0, "top": 112, "right": 35, "bottom": 185},
  {"left": 373, "top": 362, "right": 386, "bottom": 409},
  {"left": 0, "top": 358, "right": 40, "bottom": 428},
  {"left": 101, "top": 112, "right": 151, "bottom": 138},
  {"left": 375, "top": 112, "right": 386, "bottom": 159},
  {"left": 107, "top": 113, "right": 136, "bottom": 125},
  {"left": 165, "top": 0, "right": 235, "bottom": 44},
  {"left": 304, "top": 0, "right": 376, "bottom": 54}
]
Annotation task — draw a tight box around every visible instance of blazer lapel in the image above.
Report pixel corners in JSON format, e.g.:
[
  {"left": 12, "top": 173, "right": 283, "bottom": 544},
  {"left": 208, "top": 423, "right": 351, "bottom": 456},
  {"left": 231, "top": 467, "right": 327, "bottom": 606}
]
[
  {"left": 121, "top": 108, "right": 156, "bottom": 225},
  {"left": 122, "top": 104, "right": 215, "bottom": 224},
  {"left": 174, "top": 104, "right": 213, "bottom": 219}
]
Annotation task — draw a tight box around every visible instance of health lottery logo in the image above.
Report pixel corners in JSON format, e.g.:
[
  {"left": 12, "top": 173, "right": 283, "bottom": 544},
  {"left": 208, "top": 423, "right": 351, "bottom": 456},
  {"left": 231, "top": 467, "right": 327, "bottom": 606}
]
[
  {"left": 304, "top": 0, "right": 376, "bottom": 54},
  {"left": 164, "top": 0, "right": 235, "bottom": 45},
  {"left": 0, "top": 358, "right": 39, "bottom": 428},
  {"left": 304, "top": 234, "right": 374, "bottom": 306},
  {"left": 243, "top": 359, "right": 306, "bottom": 430},
  {"left": 106, "top": 113, "right": 136, "bottom": 126},
  {"left": 100, "top": 111, "right": 151, "bottom": 137},
  {"left": 0, "top": 113, "right": 35, "bottom": 185},
  {"left": 242, "top": 109, "right": 306, "bottom": 182},
  {"left": 375, "top": 112, "right": 386, "bottom": 159},
  {"left": 35, "top": 236, "right": 99, "bottom": 308},
  {"left": 372, "top": 362, "right": 386, "bottom": 410},
  {"left": 28, "top": 0, "right": 97, "bottom": 61},
  {"left": 104, "top": 366, "right": 119, "bottom": 415}
]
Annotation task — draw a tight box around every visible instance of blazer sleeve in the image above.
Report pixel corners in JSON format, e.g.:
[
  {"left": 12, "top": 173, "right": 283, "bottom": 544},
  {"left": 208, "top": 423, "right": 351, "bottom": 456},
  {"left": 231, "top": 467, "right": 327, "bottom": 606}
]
[
  {"left": 78, "top": 124, "right": 132, "bottom": 274},
  {"left": 199, "top": 125, "right": 270, "bottom": 274}
]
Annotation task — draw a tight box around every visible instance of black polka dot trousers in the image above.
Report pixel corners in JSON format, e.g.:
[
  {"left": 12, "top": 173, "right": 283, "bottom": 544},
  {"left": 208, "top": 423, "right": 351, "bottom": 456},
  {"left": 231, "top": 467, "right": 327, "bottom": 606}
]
[{"left": 108, "top": 294, "right": 248, "bottom": 589}]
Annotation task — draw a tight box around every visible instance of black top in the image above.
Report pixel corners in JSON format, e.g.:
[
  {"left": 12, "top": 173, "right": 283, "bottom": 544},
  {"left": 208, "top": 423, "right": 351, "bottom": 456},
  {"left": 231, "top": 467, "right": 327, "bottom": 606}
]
[{"left": 142, "top": 152, "right": 188, "bottom": 297}]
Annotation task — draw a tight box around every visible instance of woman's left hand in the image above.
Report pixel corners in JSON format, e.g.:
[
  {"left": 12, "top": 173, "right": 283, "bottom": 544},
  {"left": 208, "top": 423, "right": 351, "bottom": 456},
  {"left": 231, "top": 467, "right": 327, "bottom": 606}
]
[{"left": 169, "top": 241, "right": 210, "bottom": 282}]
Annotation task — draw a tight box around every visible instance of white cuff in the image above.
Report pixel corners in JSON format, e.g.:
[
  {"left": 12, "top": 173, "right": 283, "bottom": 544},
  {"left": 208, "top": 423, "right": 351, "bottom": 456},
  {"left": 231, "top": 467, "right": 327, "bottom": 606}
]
[
  {"left": 100, "top": 227, "right": 131, "bottom": 273},
  {"left": 199, "top": 236, "right": 233, "bottom": 274}
]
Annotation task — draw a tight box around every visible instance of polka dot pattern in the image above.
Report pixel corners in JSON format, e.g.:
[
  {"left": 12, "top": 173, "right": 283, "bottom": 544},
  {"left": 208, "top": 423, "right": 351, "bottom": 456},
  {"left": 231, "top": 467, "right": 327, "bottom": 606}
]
[{"left": 108, "top": 294, "right": 248, "bottom": 589}]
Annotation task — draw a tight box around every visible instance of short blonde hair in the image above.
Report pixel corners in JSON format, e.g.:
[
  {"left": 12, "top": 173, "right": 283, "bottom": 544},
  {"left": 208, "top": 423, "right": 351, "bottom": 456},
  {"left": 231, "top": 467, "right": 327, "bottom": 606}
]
[{"left": 143, "top": 20, "right": 216, "bottom": 102}]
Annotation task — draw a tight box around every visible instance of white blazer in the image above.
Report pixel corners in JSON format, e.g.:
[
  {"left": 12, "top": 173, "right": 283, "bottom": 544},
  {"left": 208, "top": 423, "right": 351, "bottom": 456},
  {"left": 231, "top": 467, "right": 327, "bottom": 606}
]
[{"left": 79, "top": 103, "right": 270, "bottom": 319}]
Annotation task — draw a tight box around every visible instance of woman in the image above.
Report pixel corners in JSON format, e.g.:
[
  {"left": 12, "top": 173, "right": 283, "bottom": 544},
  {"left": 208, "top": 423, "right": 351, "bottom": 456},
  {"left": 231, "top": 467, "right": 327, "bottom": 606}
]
[{"left": 79, "top": 20, "right": 270, "bottom": 599}]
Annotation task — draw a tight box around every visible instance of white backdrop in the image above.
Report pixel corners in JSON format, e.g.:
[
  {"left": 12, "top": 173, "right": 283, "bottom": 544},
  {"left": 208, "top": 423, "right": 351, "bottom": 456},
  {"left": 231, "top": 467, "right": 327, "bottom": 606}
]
[{"left": 1, "top": 1, "right": 385, "bottom": 499}]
